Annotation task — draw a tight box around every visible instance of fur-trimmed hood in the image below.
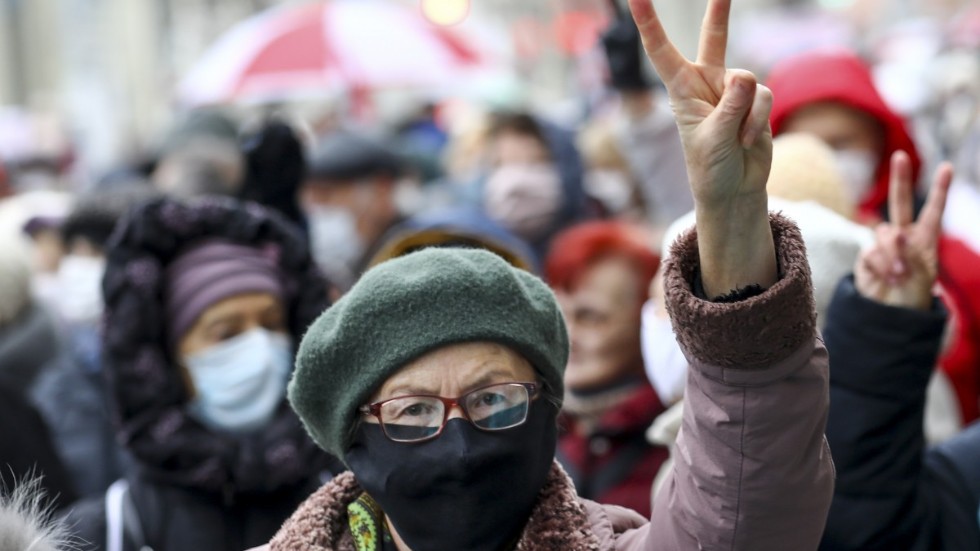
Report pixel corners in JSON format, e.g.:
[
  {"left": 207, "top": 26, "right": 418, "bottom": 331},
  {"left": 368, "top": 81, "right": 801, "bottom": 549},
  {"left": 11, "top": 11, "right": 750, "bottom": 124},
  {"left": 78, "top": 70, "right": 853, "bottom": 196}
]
[
  {"left": 259, "top": 461, "right": 647, "bottom": 551},
  {"left": 102, "top": 196, "right": 334, "bottom": 496}
]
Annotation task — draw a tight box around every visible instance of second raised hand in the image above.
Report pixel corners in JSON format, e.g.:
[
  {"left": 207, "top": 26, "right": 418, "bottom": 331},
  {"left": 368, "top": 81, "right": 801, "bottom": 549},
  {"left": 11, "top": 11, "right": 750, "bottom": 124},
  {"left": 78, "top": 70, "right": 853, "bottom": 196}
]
[
  {"left": 628, "top": 0, "right": 776, "bottom": 297},
  {"left": 856, "top": 152, "right": 953, "bottom": 310}
]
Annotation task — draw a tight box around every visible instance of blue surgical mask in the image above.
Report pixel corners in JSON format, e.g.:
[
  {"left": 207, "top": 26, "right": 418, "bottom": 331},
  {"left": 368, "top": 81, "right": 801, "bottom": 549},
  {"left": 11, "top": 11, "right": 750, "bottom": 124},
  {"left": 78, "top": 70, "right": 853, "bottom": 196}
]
[{"left": 183, "top": 328, "right": 293, "bottom": 434}]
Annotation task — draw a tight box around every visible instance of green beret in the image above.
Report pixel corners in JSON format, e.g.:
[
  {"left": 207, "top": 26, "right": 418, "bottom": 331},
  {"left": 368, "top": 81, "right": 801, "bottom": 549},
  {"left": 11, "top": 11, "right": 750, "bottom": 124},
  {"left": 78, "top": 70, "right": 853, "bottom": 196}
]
[{"left": 289, "top": 248, "right": 569, "bottom": 458}]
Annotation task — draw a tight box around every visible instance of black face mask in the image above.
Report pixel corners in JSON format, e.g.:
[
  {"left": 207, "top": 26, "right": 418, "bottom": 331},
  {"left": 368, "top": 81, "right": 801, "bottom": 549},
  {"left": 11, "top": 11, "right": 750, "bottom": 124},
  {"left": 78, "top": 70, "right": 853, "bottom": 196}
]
[{"left": 345, "top": 400, "right": 558, "bottom": 551}]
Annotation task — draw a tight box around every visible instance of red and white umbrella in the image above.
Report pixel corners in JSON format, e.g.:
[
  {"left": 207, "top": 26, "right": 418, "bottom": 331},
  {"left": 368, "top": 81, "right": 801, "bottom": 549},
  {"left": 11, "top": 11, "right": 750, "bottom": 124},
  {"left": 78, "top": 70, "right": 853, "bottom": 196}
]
[{"left": 178, "top": 0, "right": 508, "bottom": 106}]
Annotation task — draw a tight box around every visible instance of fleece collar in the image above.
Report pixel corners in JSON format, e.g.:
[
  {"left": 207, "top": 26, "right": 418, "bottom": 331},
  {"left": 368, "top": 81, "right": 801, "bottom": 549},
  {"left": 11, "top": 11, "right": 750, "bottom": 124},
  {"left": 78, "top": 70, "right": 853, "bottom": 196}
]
[{"left": 269, "top": 461, "right": 602, "bottom": 551}]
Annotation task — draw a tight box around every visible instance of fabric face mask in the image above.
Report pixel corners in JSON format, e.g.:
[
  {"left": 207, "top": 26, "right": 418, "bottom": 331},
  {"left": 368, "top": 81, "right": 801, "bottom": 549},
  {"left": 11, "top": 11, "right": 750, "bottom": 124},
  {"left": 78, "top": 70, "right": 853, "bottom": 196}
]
[
  {"left": 483, "top": 163, "right": 563, "bottom": 241},
  {"left": 585, "top": 169, "right": 634, "bottom": 215},
  {"left": 833, "top": 149, "right": 878, "bottom": 207},
  {"left": 641, "top": 300, "right": 688, "bottom": 406},
  {"left": 56, "top": 255, "right": 106, "bottom": 324},
  {"left": 345, "top": 399, "right": 558, "bottom": 551},
  {"left": 183, "top": 328, "right": 293, "bottom": 434},
  {"left": 307, "top": 205, "right": 366, "bottom": 288}
]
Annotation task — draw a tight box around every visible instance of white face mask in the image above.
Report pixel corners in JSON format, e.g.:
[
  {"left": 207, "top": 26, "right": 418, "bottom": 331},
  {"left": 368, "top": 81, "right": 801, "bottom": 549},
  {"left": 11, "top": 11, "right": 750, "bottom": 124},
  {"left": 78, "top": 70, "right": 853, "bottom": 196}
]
[
  {"left": 640, "top": 301, "right": 688, "bottom": 406},
  {"left": 183, "top": 328, "right": 293, "bottom": 434},
  {"left": 484, "top": 163, "right": 563, "bottom": 241},
  {"left": 833, "top": 149, "right": 879, "bottom": 206},
  {"left": 585, "top": 169, "right": 634, "bottom": 215},
  {"left": 307, "top": 205, "right": 366, "bottom": 288},
  {"left": 56, "top": 255, "right": 106, "bottom": 324}
]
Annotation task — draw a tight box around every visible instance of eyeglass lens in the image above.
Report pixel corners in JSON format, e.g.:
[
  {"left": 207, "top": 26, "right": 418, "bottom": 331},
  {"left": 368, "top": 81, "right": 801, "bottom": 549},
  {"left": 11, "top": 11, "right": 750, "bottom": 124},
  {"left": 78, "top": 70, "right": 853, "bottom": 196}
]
[{"left": 378, "top": 383, "right": 531, "bottom": 442}]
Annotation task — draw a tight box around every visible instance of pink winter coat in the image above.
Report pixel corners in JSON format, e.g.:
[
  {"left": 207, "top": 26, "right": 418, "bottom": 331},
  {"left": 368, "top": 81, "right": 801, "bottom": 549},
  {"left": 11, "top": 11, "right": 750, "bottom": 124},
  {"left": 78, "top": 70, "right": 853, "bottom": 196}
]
[{"left": 252, "top": 213, "right": 835, "bottom": 550}]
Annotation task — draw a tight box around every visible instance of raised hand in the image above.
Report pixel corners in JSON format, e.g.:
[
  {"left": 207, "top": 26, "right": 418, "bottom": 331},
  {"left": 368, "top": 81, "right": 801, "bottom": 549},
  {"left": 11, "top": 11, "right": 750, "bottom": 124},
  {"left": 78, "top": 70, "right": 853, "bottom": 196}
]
[
  {"left": 855, "top": 152, "right": 953, "bottom": 310},
  {"left": 629, "top": 0, "right": 775, "bottom": 297}
]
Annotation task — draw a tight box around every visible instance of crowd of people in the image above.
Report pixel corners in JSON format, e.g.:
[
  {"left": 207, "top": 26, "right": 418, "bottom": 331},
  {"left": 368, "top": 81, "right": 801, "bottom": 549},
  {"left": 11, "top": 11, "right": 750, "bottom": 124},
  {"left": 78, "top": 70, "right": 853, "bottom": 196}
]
[{"left": 1, "top": 0, "right": 979, "bottom": 549}]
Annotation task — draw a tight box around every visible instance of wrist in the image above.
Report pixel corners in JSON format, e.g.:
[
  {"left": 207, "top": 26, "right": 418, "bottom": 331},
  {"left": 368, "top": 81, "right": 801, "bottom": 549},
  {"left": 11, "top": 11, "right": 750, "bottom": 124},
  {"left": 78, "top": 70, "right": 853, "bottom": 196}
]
[{"left": 695, "top": 195, "right": 777, "bottom": 297}]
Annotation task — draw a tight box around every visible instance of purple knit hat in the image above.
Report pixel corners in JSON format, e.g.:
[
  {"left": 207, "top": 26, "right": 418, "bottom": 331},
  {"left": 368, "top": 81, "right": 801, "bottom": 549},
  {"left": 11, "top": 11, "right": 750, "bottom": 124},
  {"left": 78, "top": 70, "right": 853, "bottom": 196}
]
[{"left": 164, "top": 240, "right": 284, "bottom": 350}]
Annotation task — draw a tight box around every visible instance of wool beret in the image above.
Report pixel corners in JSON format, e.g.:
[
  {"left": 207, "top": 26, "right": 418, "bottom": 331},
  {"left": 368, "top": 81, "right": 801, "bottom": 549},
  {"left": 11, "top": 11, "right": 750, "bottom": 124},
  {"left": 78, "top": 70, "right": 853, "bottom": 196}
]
[{"left": 289, "top": 247, "right": 568, "bottom": 458}]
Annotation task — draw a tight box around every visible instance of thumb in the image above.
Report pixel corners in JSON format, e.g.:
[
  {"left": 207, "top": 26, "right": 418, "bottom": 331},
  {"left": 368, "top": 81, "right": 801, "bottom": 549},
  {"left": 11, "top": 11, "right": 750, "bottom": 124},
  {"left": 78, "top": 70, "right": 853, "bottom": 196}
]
[{"left": 706, "top": 69, "right": 756, "bottom": 139}]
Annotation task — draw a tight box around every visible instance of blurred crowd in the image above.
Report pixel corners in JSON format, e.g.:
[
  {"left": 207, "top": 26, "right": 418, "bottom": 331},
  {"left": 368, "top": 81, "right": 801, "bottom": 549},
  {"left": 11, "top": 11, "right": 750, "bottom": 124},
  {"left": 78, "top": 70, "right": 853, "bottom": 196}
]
[{"left": 0, "top": 0, "right": 979, "bottom": 550}]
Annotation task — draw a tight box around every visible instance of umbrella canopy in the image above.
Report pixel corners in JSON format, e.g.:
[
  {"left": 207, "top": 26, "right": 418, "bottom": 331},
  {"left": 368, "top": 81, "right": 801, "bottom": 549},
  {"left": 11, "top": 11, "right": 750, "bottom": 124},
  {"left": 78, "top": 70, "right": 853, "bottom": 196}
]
[{"left": 178, "top": 0, "right": 507, "bottom": 106}]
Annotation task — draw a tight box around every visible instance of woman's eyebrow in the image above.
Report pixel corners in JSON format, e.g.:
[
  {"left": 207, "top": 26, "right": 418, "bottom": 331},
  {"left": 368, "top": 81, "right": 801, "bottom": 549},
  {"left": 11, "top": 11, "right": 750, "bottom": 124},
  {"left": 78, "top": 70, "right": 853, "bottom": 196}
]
[
  {"left": 466, "top": 368, "right": 520, "bottom": 390},
  {"left": 382, "top": 384, "right": 436, "bottom": 398},
  {"left": 201, "top": 313, "right": 237, "bottom": 331},
  {"left": 380, "top": 367, "right": 521, "bottom": 400}
]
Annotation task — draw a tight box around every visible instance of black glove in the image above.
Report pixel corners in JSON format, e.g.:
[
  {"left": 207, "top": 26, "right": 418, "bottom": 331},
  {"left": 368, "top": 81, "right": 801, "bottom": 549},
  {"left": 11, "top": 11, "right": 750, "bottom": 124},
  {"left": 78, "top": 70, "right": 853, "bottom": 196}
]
[{"left": 601, "top": 0, "right": 651, "bottom": 91}]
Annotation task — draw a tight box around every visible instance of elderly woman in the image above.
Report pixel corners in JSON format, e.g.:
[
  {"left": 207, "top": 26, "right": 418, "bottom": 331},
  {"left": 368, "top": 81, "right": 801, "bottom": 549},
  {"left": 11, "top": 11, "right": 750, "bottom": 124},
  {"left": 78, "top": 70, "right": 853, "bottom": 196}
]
[
  {"left": 66, "top": 197, "right": 335, "bottom": 551},
  {"left": 258, "top": 0, "right": 834, "bottom": 549}
]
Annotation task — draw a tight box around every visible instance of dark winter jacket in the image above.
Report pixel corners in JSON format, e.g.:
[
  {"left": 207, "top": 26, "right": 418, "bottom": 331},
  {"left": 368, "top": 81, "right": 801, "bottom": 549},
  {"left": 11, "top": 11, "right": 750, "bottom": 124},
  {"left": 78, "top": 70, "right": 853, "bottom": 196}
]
[
  {"left": 31, "top": 322, "right": 132, "bottom": 498},
  {"left": 0, "top": 304, "right": 61, "bottom": 393},
  {"left": 820, "top": 276, "right": 980, "bottom": 551},
  {"left": 68, "top": 472, "right": 323, "bottom": 551},
  {"left": 65, "top": 197, "right": 337, "bottom": 551},
  {"left": 557, "top": 382, "right": 668, "bottom": 517},
  {"left": 0, "top": 380, "right": 78, "bottom": 513}
]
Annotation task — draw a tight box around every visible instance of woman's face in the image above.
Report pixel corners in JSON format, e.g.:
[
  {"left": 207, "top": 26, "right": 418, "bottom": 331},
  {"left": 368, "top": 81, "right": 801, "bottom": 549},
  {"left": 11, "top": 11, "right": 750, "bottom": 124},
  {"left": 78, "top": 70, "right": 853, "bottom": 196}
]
[
  {"left": 555, "top": 256, "right": 644, "bottom": 392},
  {"left": 367, "top": 342, "right": 537, "bottom": 416},
  {"left": 177, "top": 292, "right": 287, "bottom": 396}
]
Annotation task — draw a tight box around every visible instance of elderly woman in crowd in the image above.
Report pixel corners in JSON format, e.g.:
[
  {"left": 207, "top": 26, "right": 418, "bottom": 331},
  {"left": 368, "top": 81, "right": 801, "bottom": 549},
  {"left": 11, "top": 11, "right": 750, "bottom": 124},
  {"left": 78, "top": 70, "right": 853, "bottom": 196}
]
[
  {"left": 545, "top": 220, "right": 668, "bottom": 517},
  {"left": 66, "top": 197, "right": 336, "bottom": 551},
  {"left": 256, "top": 0, "right": 834, "bottom": 549}
]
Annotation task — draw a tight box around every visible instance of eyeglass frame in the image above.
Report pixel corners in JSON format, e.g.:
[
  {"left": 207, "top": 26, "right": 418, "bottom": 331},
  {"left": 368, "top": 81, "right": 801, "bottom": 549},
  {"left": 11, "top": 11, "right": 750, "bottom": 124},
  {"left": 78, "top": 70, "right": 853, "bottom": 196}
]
[{"left": 358, "top": 381, "right": 540, "bottom": 443}]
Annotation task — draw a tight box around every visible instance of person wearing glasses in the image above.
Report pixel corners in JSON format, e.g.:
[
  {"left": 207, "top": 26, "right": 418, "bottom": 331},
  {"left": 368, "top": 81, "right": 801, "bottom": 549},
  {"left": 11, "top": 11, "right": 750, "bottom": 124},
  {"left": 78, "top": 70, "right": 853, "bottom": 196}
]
[{"left": 256, "top": 0, "right": 834, "bottom": 549}]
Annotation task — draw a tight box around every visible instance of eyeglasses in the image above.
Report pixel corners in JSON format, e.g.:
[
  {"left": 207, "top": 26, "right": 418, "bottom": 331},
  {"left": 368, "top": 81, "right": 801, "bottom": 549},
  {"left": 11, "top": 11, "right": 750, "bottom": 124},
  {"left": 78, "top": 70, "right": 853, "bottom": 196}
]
[{"left": 359, "top": 382, "right": 539, "bottom": 443}]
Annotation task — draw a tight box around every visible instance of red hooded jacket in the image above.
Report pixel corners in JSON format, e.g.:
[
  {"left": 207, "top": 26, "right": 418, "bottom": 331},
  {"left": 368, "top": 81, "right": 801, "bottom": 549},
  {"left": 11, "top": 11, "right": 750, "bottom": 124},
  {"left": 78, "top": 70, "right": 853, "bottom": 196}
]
[
  {"left": 768, "top": 50, "right": 921, "bottom": 222},
  {"left": 769, "top": 50, "right": 980, "bottom": 424}
]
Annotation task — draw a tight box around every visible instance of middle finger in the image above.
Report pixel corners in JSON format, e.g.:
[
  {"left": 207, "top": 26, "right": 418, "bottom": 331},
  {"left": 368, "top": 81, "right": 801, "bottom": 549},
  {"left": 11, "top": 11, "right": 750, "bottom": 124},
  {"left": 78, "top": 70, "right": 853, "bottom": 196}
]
[{"left": 696, "top": 0, "right": 731, "bottom": 68}]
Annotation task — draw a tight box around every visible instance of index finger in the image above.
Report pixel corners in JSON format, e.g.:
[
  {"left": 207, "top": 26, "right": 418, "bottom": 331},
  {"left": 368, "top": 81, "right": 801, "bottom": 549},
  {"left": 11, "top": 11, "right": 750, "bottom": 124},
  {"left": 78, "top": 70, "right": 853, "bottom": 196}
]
[
  {"left": 888, "top": 150, "right": 914, "bottom": 228},
  {"left": 628, "top": 0, "right": 687, "bottom": 83},
  {"left": 916, "top": 162, "right": 954, "bottom": 244}
]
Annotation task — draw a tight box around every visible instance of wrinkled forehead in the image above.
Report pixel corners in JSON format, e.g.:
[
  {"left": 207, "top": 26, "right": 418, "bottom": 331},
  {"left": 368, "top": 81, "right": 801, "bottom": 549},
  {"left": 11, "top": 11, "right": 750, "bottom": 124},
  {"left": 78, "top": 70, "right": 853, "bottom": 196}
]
[{"left": 371, "top": 342, "right": 536, "bottom": 401}]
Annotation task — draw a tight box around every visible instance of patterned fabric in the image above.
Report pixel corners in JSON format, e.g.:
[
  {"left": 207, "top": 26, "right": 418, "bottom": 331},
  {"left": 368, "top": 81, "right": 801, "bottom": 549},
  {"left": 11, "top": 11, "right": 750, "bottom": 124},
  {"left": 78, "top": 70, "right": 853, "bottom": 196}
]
[{"left": 347, "top": 493, "right": 391, "bottom": 551}]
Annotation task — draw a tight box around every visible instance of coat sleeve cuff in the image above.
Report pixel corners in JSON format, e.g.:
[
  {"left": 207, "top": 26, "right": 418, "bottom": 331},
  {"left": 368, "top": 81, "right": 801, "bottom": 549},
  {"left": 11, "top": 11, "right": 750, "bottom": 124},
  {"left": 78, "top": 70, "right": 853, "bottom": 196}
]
[{"left": 663, "top": 212, "right": 816, "bottom": 371}]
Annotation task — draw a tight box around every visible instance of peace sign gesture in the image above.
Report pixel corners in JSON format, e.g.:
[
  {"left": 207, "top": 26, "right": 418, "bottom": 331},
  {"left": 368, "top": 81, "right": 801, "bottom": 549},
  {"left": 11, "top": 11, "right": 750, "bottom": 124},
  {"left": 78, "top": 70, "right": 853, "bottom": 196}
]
[
  {"left": 629, "top": 0, "right": 776, "bottom": 296},
  {"left": 856, "top": 153, "right": 953, "bottom": 310}
]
